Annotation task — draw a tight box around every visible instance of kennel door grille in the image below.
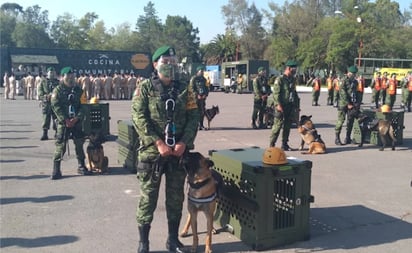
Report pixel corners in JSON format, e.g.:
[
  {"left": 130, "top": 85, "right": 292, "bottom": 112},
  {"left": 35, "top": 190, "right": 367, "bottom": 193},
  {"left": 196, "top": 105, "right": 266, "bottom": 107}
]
[
  {"left": 273, "top": 178, "right": 296, "bottom": 229},
  {"left": 90, "top": 108, "right": 103, "bottom": 128}
]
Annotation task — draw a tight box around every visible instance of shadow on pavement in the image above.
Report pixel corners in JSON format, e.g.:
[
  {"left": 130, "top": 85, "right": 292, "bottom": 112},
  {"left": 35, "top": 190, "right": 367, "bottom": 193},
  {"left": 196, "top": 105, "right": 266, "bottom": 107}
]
[
  {"left": 0, "top": 195, "right": 74, "bottom": 205},
  {"left": 0, "top": 235, "right": 78, "bottom": 248}
]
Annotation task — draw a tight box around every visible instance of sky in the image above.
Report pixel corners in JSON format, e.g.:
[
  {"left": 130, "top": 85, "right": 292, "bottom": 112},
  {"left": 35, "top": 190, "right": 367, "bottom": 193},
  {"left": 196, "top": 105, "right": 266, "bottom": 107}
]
[{"left": 2, "top": 0, "right": 410, "bottom": 44}]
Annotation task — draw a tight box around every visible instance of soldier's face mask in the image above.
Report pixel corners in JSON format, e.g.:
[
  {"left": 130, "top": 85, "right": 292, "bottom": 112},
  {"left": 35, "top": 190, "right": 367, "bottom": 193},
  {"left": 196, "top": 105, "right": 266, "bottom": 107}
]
[
  {"left": 47, "top": 71, "right": 55, "bottom": 79},
  {"left": 156, "top": 56, "right": 179, "bottom": 80},
  {"left": 289, "top": 67, "right": 297, "bottom": 76},
  {"left": 63, "top": 73, "right": 75, "bottom": 87}
]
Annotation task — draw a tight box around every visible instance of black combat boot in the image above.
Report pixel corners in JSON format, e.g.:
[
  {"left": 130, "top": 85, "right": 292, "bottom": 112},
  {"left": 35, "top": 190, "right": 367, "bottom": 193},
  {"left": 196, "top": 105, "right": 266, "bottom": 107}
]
[
  {"left": 51, "top": 161, "right": 62, "bottom": 180},
  {"left": 335, "top": 133, "right": 342, "bottom": 145},
  {"left": 137, "top": 224, "right": 150, "bottom": 253},
  {"left": 251, "top": 121, "right": 258, "bottom": 129},
  {"left": 166, "top": 221, "right": 185, "bottom": 253},
  {"left": 281, "top": 142, "right": 292, "bottom": 151},
  {"left": 343, "top": 131, "right": 352, "bottom": 145},
  {"left": 40, "top": 129, "right": 48, "bottom": 141},
  {"left": 77, "top": 160, "right": 92, "bottom": 175}
]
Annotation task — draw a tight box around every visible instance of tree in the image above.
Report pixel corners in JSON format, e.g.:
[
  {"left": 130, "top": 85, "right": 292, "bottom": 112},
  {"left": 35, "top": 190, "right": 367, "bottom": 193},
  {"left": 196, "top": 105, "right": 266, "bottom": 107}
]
[
  {"left": 135, "top": 1, "right": 163, "bottom": 54},
  {"left": 50, "top": 13, "right": 84, "bottom": 49},
  {"left": 162, "top": 15, "right": 200, "bottom": 62}
]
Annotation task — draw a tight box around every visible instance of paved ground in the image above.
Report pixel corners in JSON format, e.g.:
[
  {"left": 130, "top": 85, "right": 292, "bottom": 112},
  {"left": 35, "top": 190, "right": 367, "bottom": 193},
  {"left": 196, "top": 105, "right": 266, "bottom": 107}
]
[{"left": 1, "top": 87, "right": 411, "bottom": 253}]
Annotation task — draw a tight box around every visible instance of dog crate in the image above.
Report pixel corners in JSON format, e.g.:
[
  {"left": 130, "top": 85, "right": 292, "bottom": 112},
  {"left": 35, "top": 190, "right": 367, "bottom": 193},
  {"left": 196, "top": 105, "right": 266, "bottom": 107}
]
[
  {"left": 210, "top": 147, "right": 313, "bottom": 251},
  {"left": 117, "top": 120, "right": 139, "bottom": 173},
  {"left": 82, "top": 103, "right": 110, "bottom": 137},
  {"left": 352, "top": 109, "right": 404, "bottom": 145}
]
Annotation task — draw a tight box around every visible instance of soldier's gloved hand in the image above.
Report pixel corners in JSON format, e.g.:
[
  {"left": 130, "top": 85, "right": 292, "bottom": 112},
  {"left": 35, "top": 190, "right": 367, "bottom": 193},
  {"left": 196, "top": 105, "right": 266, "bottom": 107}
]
[
  {"left": 262, "top": 94, "right": 268, "bottom": 100},
  {"left": 172, "top": 142, "right": 186, "bottom": 157},
  {"left": 65, "top": 119, "right": 72, "bottom": 128},
  {"left": 347, "top": 104, "right": 354, "bottom": 110}
]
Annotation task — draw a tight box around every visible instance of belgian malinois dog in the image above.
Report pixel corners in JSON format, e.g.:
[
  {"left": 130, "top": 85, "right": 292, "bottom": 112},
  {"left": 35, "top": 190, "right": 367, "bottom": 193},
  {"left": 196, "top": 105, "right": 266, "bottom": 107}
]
[
  {"left": 297, "top": 115, "right": 326, "bottom": 154},
  {"left": 86, "top": 131, "right": 109, "bottom": 173},
  {"left": 180, "top": 152, "right": 222, "bottom": 253},
  {"left": 358, "top": 115, "right": 396, "bottom": 151}
]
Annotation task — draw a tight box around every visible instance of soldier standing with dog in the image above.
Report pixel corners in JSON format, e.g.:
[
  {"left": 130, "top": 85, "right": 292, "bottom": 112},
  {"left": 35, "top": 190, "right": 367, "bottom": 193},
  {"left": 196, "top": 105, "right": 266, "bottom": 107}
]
[
  {"left": 269, "top": 60, "right": 300, "bottom": 150},
  {"left": 190, "top": 65, "right": 209, "bottom": 130},
  {"left": 334, "top": 65, "right": 362, "bottom": 146},
  {"left": 50, "top": 67, "right": 91, "bottom": 180},
  {"left": 132, "top": 46, "right": 199, "bottom": 253},
  {"left": 39, "top": 67, "right": 59, "bottom": 141}
]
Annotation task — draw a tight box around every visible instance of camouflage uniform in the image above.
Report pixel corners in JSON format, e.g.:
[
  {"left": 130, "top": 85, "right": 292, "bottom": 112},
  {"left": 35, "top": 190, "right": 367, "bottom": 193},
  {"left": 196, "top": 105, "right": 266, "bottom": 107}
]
[
  {"left": 190, "top": 67, "right": 209, "bottom": 130},
  {"left": 38, "top": 76, "right": 59, "bottom": 140},
  {"left": 252, "top": 68, "right": 271, "bottom": 129},
  {"left": 269, "top": 63, "right": 300, "bottom": 149},
  {"left": 335, "top": 66, "right": 361, "bottom": 145},
  {"left": 401, "top": 73, "right": 412, "bottom": 112},
  {"left": 51, "top": 67, "right": 90, "bottom": 179},
  {"left": 132, "top": 46, "right": 198, "bottom": 253}
]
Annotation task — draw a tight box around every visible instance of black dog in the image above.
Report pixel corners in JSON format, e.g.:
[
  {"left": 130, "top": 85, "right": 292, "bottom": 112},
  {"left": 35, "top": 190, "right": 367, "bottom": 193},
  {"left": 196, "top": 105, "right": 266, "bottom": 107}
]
[
  {"left": 358, "top": 115, "right": 396, "bottom": 151},
  {"left": 204, "top": 105, "right": 219, "bottom": 130}
]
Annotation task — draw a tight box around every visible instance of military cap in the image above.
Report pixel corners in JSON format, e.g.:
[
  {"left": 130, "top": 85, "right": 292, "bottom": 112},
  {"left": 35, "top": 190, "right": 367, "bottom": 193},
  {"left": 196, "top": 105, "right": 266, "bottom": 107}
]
[
  {"left": 196, "top": 65, "right": 205, "bottom": 72},
  {"left": 60, "top": 67, "right": 72, "bottom": 75},
  {"left": 285, "top": 60, "right": 298, "bottom": 67},
  {"left": 46, "top": 67, "right": 55, "bottom": 72},
  {"left": 347, "top": 65, "right": 358, "bottom": 73},
  {"left": 152, "top": 45, "right": 176, "bottom": 62},
  {"left": 258, "top": 67, "right": 265, "bottom": 72}
]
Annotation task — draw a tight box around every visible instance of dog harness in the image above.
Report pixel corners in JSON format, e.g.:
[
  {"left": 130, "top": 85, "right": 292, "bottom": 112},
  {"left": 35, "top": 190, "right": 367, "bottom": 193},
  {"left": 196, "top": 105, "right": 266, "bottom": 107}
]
[
  {"left": 302, "top": 125, "right": 322, "bottom": 143},
  {"left": 187, "top": 177, "right": 218, "bottom": 204},
  {"left": 188, "top": 192, "right": 217, "bottom": 204}
]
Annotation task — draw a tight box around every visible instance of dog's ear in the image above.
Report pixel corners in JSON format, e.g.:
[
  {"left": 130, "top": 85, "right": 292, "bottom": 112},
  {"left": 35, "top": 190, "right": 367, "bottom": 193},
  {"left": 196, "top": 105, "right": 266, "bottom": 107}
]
[
  {"left": 207, "top": 159, "right": 214, "bottom": 168},
  {"left": 309, "top": 115, "right": 312, "bottom": 119}
]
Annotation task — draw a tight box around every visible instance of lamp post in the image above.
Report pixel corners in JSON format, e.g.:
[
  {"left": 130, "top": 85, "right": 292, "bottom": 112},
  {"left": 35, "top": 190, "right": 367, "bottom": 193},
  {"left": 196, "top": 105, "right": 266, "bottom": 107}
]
[{"left": 334, "top": 8, "right": 363, "bottom": 67}]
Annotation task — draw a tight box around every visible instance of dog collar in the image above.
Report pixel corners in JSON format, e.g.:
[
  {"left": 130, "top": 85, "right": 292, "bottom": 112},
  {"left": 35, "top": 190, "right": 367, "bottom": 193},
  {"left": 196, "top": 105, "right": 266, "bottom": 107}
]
[
  {"left": 188, "top": 192, "right": 217, "bottom": 204},
  {"left": 189, "top": 177, "right": 211, "bottom": 189}
]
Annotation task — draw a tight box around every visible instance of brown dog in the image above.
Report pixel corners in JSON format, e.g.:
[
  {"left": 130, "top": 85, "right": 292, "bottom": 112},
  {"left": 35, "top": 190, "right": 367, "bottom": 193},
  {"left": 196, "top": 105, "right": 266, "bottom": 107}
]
[
  {"left": 297, "top": 115, "right": 326, "bottom": 154},
  {"left": 358, "top": 115, "right": 396, "bottom": 151},
  {"left": 204, "top": 105, "right": 219, "bottom": 130},
  {"left": 86, "top": 131, "right": 109, "bottom": 173},
  {"left": 180, "top": 152, "right": 222, "bottom": 253}
]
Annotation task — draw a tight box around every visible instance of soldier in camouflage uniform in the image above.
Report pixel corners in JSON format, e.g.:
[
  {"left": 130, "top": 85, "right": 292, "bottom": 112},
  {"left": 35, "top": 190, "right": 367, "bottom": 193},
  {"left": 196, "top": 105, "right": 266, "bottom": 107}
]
[
  {"left": 335, "top": 65, "right": 362, "bottom": 146},
  {"left": 269, "top": 60, "right": 300, "bottom": 150},
  {"left": 251, "top": 67, "right": 271, "bottom": 129},
  {"left": 131, "top": 46, "right": 199, "bottom": 253},
  {"left": 39, "top": 67, "right": 59, "bottom": 140},
  {"left": 50, "top": 67, "right": 91, "bottom": 180},
  {"left": 190, "top": 65, "right": 209, "bottom": 130}
]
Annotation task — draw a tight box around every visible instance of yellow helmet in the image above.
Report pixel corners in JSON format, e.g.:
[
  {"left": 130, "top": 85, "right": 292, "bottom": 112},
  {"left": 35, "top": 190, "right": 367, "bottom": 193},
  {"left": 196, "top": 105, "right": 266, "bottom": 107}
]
[
  {"left": 90, "top": 96, "right": 99, "bottom": 104},
  {"left": 262, "top": 147, "right": 287, "bottom": 165},
  {"left": 381, "top": 104, "right": 391, "bottom": 113}
]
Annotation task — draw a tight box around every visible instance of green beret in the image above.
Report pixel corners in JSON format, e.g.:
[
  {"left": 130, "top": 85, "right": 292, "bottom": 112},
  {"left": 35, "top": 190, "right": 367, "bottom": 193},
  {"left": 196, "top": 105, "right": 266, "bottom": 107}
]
[
  {"left": 258, "top": 67, "right": 264, "bottom": 72},
  {"left": 348, "top": 65, "right": 358, "bottom": 73},
  {"left": 196, "top": 65, "right": 205, "bottom": 72},
  {"left": 46, "top": 67, "right": 55, "bottom": 72},
  {"left": 60, "top": 67, "right": 72, "bottom": 75},
  {"left": 152, "top": 45, "right": 176, "bottom": 62},
  {"left": 285, "top": 60, "right": 297, "bottom": 67}
]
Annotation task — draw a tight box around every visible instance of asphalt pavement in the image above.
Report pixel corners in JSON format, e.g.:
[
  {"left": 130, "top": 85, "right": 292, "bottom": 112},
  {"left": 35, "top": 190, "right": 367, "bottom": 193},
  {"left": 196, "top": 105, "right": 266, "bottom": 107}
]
[{"left": 1, "top": 87, "right": 411, "bottom": 253}]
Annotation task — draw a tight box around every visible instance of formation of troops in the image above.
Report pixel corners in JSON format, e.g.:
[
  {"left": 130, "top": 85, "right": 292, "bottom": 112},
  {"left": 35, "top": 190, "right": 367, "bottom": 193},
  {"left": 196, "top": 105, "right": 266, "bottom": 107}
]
[
  {"left": 305, "top": 70, "right": 412, "bottom": 112},
  {"left": 3, "top": 70, "right": 145, "bottom": 101}
]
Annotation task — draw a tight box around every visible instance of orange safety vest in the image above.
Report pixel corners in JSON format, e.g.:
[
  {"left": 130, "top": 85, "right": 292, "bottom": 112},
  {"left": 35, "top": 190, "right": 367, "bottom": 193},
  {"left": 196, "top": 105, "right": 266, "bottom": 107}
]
[
  {"left": 327, "top": 78, "right": 333, "bottom": 90},
  {"left": 387, "top": 79, "right": 397, "bottom": 95},
  {"left": 381, "top": 77, "right": 388, "bottom": 89},
  {"left": 313, "top": 79, "right": 320, "bottom": 91},
  {"left": 357, "top": 77, "right": 365, "bottom": 92},
  {"left": 333, "top": 79, "right": 340, "bottom": 91},
  {"left": 408, "top": 78, "right": 412, "bottom": 91},
  {"left": 374, "top": 77, "right": 381, "bottom": 91}
]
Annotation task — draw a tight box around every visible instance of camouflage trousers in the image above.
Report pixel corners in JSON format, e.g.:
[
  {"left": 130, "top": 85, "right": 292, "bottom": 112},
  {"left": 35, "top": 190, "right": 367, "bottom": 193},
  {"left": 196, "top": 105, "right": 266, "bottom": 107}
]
[
  {"left": 252, "top": 98, "right": 267, "bottom": 124},
  {"left": 41, "top": 102, "right": 57, "bottom": 130},
  {"left": 136, "top": 156, "right": 186, "bottom": 225},
  {"left": 335, "top": 109, "right": 356, "bottom": 136},
  {"left": 53, "top": 122, "right": 85, "bottom": 162},
  {"left": 269, "top": 104, "right": 294, "bottom": 146}
]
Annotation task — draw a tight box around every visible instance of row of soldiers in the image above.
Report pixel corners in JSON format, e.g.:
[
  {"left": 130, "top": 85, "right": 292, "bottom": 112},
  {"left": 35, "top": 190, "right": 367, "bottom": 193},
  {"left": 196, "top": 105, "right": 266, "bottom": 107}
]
[
  {"left": 307, "top": 71, "right": 412, "bottom": 112},
  {"left": 76, "top": 72, "right": 144, "bottom": 100},
  {"left": 3, "top": 71, "right": 44, "bottom": 100}
]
